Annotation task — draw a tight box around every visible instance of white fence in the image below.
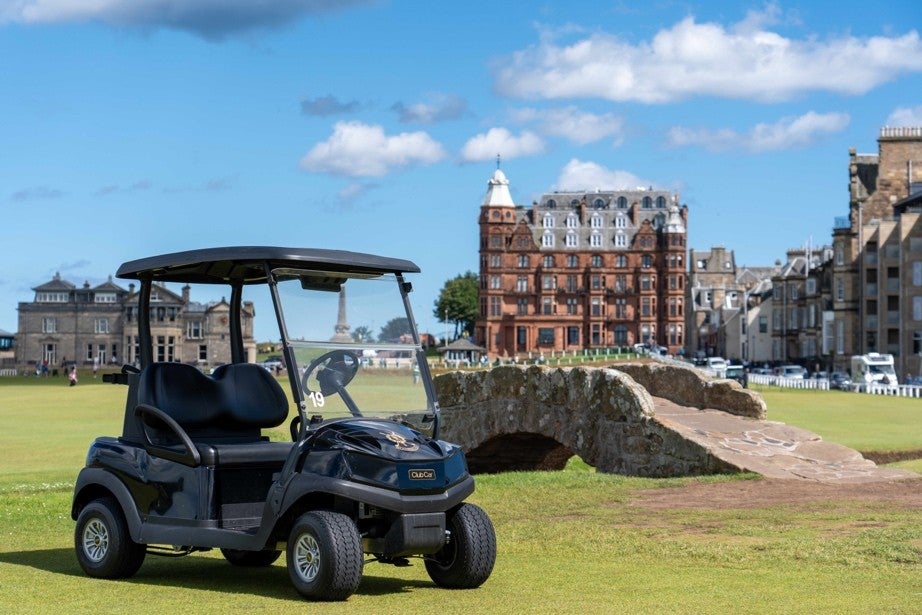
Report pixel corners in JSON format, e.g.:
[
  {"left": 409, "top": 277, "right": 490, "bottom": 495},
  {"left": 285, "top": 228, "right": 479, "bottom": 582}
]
[
  {"left": 0, "top": 368, "right": 17, "bottom": 377},
  {"left": 851, "top": 383, "right": 922, "bottom": 398},
  {"left": 746, "top": 373, "right": 830, "bottom": 390}
]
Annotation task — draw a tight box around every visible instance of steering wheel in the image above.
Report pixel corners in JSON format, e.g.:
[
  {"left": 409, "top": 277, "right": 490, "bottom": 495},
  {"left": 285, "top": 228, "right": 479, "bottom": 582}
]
[{"left": 301, "top": 350, "right": 360, "bottom": 398}]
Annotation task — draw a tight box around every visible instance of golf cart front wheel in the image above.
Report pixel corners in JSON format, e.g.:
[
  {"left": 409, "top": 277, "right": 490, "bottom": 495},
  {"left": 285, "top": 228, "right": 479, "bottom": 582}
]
[
  {"left": 74, "top": 496, "right": 146, "bottom": 579},
  {"left": 286, "top": 510, "right": 363, "bottom": 601},
  {"left": 425, "top": 502, "right": 496, "bottom": 589}
]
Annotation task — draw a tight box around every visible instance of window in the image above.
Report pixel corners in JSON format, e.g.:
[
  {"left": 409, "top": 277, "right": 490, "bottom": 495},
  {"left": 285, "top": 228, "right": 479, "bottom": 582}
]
[
  {"left": 836, "top": 278, "right": 845, "bottom": 301},
  {"left": 640, "top": 276, "right": 651, "bottom": 291},
  {"left": 94, "top": 292, "right": 116, "bottom": 303},
  {"left": 590, "top": 255, "right": 603, "bottom": 268},
  {"left": 615, "top": 298, "right": 627, "bottom": 318},
  {"left": 641, "top": 324, "right": 654, "bottom": 344},
  {"left": 542, "top": 275, "right": 557, "bottom": 290},
  {"left": 642, "top": 196, "right": 652, "bottom": 209},
  {"left": 538, "top": 328, "right": 555, "bottom": 345},
  {"left": 517, "top": 254, "right": 529, "bottom": 268},
  {"left": 615, "top": 255, "right": 627, "bottom": 268},
  {"left": 614, "top": 325, "right": 628, "bottom": 345},
  {"left": 566, "top": 275, "right": 578, "bottom": 292},
  {"left": 36, "top": 292, "right": 68, "bottom": 303},
  {"left": 593, "top": 198, "right": 605, "bottom": 209},
  {"left": 590, "top": 232, "right": 602, "bottom": 247},
  {"left": 914, "top": 296, "right": 922, "bottom": 321},
  {"left": 490, "top": 297, "right": 502, "bottom": 316},
  {"left": 668, "top": 324, "right": 683, "bottom": 345},
  {"left": 641, "top": 297, "right": 651, "bottom": 316},
  {"left": 759, "top": 315, "right": 768, "bottom": 334},
  {"left": 835, "top": 244, "right": 844, "bottom": 265},
  {"left": 914, "top": 262, "right": 922, "bottom": 286},
  {"left": 615, "top": 215, "right": 626, "bottom": 229},
  {"left": 542, "top": 232, "right": 554, "bottom": 247},
  {"left": 543, "top": 255, "right": 555, "bottom": 268},
  {"left": 567, "top": 255, "right": 578, "bottom": 268},
  {"left": 591, "top": 275, "right": 603, "bottom": 290},
  {"left": 517, "top": 326, "right": 527, "bottom": 346},
  {"left": 567, "top": 326, "right": 580, "bottom": 346},
  {"left": 42, "top": 317, "right": 57, "bottom": 333},
  {"left": 187, "top": 320, "right": 203, "bottom": 339},
  {"left": 490, "top": 236, "right": 502, "bottom": 248},
  {"left": 591, "top": 324, "right": 601, "bottom": 345},
  {"left": 614, "top": 275, "right": 627, "bottom": 292},
  {"left": 199, "top": 345, "right": 208, "bottom": 361},
  {"left": 566, "top": 297, "right": 578, "bottom": 315},
  {"left": 542, "top": 214, "right": 555, "bottom": 228},
  {"left": 656, "top": 196, "right": 667, "bottom": 208},
  {"left": 590, "top": 214, "right": 602, "bottom": 228},
  {"left": 546, "top": 199, "right": 557, "bottom": 209},
  {"left": 790, "top": 284, "right": 799, "bottom": 300},
  {"left": 94, "top": 318, "right": 109, "bottom": 334},
  {"left": 615, "top": 233, "right": 627, "bottom": 247},
  {"left": 565, "top": 232, "right": 578, "bottom": 247},
  {"left": 490, "top": 275, "right": 501, "bottom": 289},
  {"left": 806, "top": 279, "right": 816, "bottom": 295},
  {"left": 517, "top": 297, "right": 528, "bottom": 315},
  {"left": 566, "top": 214, "right": 578, "bottom": 229},
  {"left": 591, "top": 297, "right": 602, "bottom": 316},
  {"left": 490, "top": 254, "right": 501, "bottom": 267},
  {"left": 617, "top": 196, "right": 627, "bottom": 209},
  {"left": 516, "top": 276, "right": 528, "bottom": 292}
]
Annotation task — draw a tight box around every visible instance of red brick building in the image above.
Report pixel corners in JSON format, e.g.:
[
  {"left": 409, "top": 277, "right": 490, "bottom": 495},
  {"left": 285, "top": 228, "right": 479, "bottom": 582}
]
[{"left": 474, "top": 169, "right": 688, "bottom": 358}]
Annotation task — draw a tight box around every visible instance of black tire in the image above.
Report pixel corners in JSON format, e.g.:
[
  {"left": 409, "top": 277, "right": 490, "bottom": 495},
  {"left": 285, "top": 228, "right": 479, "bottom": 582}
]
[
  {"left": 425, "top": 502, "right": 496, "bottom": 589},
  {"left": 74, "top": 496, "right": 146, "bottom": 579},
  {"left": 286, "top": 511, "right": 363, "bottom": 601},
  {"left": 221, "top": 548, "right": 282, "bottom": 567}
]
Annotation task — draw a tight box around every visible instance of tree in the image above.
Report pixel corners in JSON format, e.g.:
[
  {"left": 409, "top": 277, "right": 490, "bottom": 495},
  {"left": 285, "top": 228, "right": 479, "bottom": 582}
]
[
  {"left": 352, "top": 325, "right": 375, "bottom": 343},
  {"left": 433, "top": 271, "right": 479, "bottom": 341},
  {"left": 378, "top": 317, "right": 411, "bottom": 343}
]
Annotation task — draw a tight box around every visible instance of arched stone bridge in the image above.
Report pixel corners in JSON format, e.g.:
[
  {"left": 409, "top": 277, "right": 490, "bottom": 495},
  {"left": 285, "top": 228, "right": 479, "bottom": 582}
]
[{"left": 433, "top": 363, "right": 916, "bottom": 483}]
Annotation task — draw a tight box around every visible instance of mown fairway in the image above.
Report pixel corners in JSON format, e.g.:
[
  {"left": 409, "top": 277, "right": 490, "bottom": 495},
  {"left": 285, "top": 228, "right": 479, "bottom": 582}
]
[{"left": 1, "top": 377, "right": 920, "bottom": 614}]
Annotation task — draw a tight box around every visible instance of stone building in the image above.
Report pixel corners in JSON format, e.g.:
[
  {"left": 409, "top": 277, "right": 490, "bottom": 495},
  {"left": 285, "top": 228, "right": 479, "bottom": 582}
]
[
  {"left": 775, "top": 127, "right": 922, "bottom": 378},
  {"left": 16, "top": 274, "right": 255, "bottom": 369},
  {"left": 687, "top": 246, "right": 777, "bottom": 363},
  {"left": 474, "top": 168, "right": 688, "bottom": 358}
]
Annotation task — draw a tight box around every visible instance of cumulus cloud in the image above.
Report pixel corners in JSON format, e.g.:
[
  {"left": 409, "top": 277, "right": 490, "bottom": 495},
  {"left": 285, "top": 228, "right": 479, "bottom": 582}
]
[
  {"left": 510, "top": 106, "right": 624, "bottom": 145},
  {"left": 495, "top": 13, "right": 922, "bottom": 103},
  {"left": 886, "top": 105, "right": 922, "bottom": 127},
  {"left": 460, "top": 127, "right": 545, "bottom": 163},
  {"left": 1, "top": 0, "right": 370, "bottom": 41},
  {"left": 667, "top": 111, "right": 850, "bottom": 152},
  {"left": 391, "top": 93, "right": 468, "bottom": 124},
  {"left": 553, "top": 159, "right": 656, "bottom": 192},
  {"left": 300, "top": 121, "right": 447, "bottom": 177},
  {"left": 301, "top": 95, "right": 361, "bottom": 117}
]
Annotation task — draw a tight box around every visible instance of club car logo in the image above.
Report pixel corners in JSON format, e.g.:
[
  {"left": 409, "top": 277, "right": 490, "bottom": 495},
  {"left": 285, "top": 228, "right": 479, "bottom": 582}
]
[
  {"left": 381, "top": 430, "right": 419, "bottom": 452},
  {"left": 409, "top": 469, "right": 435, "bottom": 480}
]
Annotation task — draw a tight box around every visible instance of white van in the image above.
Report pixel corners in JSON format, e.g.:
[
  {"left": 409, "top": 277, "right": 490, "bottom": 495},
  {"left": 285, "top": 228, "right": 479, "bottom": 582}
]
[
  {"left": 704, "top": 357, "right": 727, "bottom": 378},
  {"left": 780, "top": 365, "right": 806, "bottom": 379}
]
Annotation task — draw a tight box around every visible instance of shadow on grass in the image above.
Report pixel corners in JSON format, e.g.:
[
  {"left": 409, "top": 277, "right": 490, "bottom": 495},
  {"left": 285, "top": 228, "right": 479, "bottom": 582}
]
[{"left": 0, "top": 548, "right": 432, "bottom": 599}]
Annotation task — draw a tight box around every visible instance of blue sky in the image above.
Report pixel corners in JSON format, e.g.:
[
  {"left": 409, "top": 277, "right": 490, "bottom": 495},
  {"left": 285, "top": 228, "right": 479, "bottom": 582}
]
[{"left": 1, "top": 0, "right": 921, "bottom": 341}]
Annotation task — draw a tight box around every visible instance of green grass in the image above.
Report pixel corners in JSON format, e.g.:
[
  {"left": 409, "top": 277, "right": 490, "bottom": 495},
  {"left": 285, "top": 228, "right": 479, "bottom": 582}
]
[
  {"left": 754, "top": 385, "right": 922, "bottom": 454},
  {"left": 1, "top": 378, "right": 921, "bottom": 613}
]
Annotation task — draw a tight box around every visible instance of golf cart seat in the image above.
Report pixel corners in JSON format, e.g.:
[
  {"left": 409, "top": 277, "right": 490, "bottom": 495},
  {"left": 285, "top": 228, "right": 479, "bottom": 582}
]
[{"left": 135, "top": 362, "right": 292, "bottom": 466}]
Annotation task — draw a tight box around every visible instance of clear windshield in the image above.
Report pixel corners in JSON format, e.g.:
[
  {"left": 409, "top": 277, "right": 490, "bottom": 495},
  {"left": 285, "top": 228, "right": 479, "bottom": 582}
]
[{"left": 273, "top": 269, "right": 435, "bottom": 436}]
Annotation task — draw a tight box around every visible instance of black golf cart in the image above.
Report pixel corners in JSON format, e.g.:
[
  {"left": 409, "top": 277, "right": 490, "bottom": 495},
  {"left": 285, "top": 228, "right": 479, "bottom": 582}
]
[{"left": 71, "top": 246, "right": 495, "bottom": 600}]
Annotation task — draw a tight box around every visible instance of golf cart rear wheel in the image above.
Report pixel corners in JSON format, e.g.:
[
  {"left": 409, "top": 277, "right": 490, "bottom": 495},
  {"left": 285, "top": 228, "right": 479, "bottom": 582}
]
[
  {"left": 425, "top": 503, "right": 496, "bottom": 589},
  {"left": 221, "top": 548, "right": 282, "bottom": 567},
  {"left": 74, "top": 496, "right": 146, "bottom": 579},
  {"left": 286, "top": 511, "right": 362, "bottom": 601}
]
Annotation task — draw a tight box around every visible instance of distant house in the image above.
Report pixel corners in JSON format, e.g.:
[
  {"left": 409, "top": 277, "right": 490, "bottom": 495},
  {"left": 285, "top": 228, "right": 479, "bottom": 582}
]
[
  {"left": 16, "top": 273, "right": 255, "bottom": 368},
  {"left": 437, "top": 337, "right": 486, "bottom": 366}
]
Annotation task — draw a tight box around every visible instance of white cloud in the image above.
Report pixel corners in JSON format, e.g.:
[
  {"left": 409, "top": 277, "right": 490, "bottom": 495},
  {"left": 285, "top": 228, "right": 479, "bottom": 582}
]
[
  {"left": 510, "top": 106, "right": 624, "bottom": 145},
  {"left": 668, "top": 111, "right": 850, "bottom": 152},
  {"left": 300, "top": 121, "right": 447, "bottom": 177},
  {"left": 496, "top": 15, "right": 922, "bottom": 103},
  {"left": 2, "top": 0, "right": 370, "bottom": 40},
  {"left": 886, "top": 105, "right": 922, "bottom": 127},
  {"left": 459, "top": 128, "right": 544, "bottom": 163},
  {"left": 553, "top": 159, "right": 655, "bottom": 192},
  {"left": 392, "top": 93, "right": 468, "bottom": 124}
]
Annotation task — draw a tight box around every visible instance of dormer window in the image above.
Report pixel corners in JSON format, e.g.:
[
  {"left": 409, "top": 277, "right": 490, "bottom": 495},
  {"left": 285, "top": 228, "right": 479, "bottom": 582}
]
[
  {"left": 566, "top": 214, "right": 578, "bottom": 229},
  {"left": 542, "top": 214, "right": 555, "bottom": 228},
  {"left": 590, "top": 214, "right": 602, "bottom": 228}
]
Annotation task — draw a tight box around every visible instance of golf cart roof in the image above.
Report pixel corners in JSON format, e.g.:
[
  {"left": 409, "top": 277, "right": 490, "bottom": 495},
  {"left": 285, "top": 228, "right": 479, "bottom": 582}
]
[{"left": 116, "top": 246, "right": 421, "bottom": 284}]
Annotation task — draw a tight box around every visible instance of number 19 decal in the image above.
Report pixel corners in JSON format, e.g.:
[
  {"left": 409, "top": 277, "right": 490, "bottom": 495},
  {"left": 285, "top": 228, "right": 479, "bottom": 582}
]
[{"left": 308, "top": 391, "right": 325, "bottom": 407}]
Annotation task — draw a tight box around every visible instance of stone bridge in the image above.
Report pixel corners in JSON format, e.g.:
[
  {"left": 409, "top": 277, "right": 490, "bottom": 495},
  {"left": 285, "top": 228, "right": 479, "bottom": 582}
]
[{"left": 434, "top": 363, "right": 916, "bottom": 483}]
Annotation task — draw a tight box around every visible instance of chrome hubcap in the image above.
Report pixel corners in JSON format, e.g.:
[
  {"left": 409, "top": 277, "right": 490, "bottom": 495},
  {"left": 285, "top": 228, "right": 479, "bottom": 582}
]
[
  {"left": 294, "top": 533, "right": 321, "bottom": 582},
  {"left": 82, "top": 518, "right": 109, "bottom": 562}
]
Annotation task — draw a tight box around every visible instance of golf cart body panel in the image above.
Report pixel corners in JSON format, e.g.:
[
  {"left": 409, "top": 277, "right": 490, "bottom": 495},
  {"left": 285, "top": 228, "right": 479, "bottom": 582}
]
[{"left": 71, "top": 246, "right": 494, "bottom": 599}]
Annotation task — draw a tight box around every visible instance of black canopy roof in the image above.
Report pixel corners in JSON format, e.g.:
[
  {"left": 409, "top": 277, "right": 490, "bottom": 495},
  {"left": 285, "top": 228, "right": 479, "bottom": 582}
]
[{"left": 116, "top": 246, "right": 421, "bottom": 284}]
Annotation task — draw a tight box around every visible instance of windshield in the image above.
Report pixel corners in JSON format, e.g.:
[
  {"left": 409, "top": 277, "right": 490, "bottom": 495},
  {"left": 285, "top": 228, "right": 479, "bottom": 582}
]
[{"left": 273, "top": 270, "right": 435, "bottom": 437}]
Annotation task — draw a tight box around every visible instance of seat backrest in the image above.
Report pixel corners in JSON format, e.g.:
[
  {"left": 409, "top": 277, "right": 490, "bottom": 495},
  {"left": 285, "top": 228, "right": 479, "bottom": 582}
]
[{"left": 137, "top": 362, "right": 288, "bottom": 442}]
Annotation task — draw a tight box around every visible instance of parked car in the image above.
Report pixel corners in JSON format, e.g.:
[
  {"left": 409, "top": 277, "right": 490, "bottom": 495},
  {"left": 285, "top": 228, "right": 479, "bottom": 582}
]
[
  {"left": 779, "top": 365, "right": 807, "bottom": 379},
  {"left": 725, "top": 364, "right": 746, "bottom": 386},
  {"left": 829, "top": 371, "right": 852, "bottom": 390}
]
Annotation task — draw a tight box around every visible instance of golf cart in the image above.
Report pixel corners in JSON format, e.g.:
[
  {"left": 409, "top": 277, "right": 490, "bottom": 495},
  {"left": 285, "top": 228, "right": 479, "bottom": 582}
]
[{"left": 71, "top": 246, "right": 495, "bottom": 601}]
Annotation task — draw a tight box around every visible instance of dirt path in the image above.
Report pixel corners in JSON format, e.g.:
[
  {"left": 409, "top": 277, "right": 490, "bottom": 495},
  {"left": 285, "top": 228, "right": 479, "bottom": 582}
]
[{"left": 630, "top": 476, "right": 922, "bottom": 510}]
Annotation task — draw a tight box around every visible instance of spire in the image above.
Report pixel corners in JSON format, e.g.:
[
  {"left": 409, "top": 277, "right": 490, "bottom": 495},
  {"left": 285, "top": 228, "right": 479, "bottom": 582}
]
[
  {"left": 482, "top": 167, "right": 515, "bottom": 208},
  {"left": 330, "top": 287, "right": 353, "bottom": 343}
]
